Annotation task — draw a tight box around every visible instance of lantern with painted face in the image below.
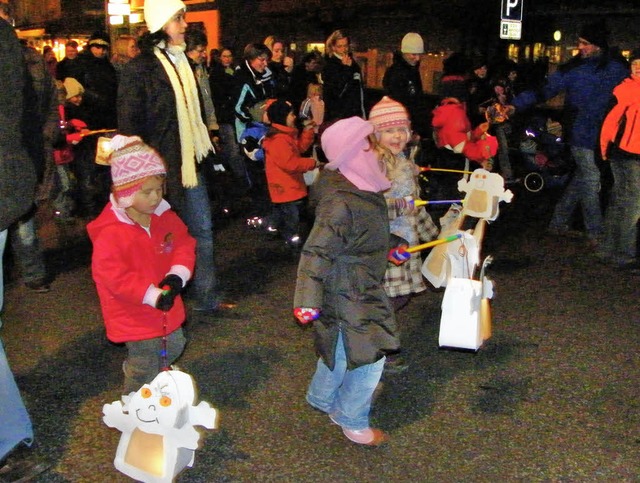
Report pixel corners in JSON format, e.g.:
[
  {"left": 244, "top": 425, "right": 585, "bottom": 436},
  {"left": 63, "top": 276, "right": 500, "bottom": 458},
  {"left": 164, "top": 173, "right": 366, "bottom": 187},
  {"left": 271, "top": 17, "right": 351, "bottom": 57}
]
[{"left": 103, "top": 370, "right": 218, "bottom": 482}]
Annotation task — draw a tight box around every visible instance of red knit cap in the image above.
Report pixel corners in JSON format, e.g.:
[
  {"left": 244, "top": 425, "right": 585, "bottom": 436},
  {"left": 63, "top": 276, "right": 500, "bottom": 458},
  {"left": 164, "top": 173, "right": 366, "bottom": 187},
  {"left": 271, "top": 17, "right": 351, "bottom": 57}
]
[{"left": 369, "top": 96, "right": 410, "bottom": 131}]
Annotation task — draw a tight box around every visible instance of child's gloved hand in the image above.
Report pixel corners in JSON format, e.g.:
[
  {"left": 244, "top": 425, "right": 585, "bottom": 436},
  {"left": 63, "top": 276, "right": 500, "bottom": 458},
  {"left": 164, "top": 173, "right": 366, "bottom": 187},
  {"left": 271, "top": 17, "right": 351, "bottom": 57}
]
[
  {"left": 69, "top": 118, "right": 87, "bottom": 130},
  {"left": 156, "top": 289, "right": 178, "bottom": 311},
  {"left": 293, "top": 307, "right": 321, "bottom": 324},
  {"left": 159, "top": 274, "right": 183, "bottom": 294},
  {"left": 66, "top": 132, "right": 83, "bottom": 145},
  {"left": 388, "top": 246, "right": 411, "bottom": 266}
]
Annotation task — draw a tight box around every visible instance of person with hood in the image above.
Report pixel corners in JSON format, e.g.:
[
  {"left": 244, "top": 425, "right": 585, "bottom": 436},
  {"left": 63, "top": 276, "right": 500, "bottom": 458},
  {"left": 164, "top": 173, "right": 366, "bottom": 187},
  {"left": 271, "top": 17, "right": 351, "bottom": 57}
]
[
  {"left": 597, "top": 49, "right": 640, "bottom": 269},
  {"left": 87, "top": 135, "right": 196, "bottom": 395},
  {"left": 293, "top": 116, "right": 408, "bottom": 447},
  {"left": 509, "top": 20, "right": 628, "bottom": 247},
  {"left": 118, "top": 0, "right": 232, "bottom": 315},
  {"left": 382, "top": 32, "right": 429, "bottom": 138},
  {"left": 262, "top": 99, "right": 317, "bottom": 248}
]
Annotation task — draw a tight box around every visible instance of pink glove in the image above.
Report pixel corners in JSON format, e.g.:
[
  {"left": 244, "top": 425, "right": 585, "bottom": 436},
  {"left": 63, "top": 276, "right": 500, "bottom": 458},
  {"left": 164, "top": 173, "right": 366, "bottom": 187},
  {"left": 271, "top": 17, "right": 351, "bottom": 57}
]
[
  {"left": 294, "top": 307, "right": 321, "bottom": 324},
  {"left": 388, "top": 246, "right": 411, "bottom": 266}
]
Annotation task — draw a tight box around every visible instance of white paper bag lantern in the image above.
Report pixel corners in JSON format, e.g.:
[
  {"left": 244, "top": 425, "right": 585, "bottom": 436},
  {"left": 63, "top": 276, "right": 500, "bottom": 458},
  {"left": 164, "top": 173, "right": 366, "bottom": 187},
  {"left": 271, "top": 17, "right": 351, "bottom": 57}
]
[{"left": 103, "top": 370, "right": 218, "bottom": 482}]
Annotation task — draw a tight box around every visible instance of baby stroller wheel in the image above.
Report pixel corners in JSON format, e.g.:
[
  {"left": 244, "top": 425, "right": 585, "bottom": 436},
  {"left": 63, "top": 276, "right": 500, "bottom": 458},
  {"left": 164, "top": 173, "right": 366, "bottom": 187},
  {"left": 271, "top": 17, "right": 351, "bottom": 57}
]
[{"left": 524, "top": 172, "right": 544, "bottom": 192}]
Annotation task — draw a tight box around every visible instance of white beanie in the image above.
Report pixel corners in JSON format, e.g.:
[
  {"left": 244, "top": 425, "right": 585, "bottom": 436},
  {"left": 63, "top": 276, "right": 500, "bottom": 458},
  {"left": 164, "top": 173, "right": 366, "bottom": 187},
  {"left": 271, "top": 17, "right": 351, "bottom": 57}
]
[
  {"left": 63, "top": 77, "right": 84, "bottom": 100},
  {"left": 144, "top": 0, "right": 186, "bottom": 34},
  {"left": 401, "top": 32, "right": 424, "bottom": 54}
]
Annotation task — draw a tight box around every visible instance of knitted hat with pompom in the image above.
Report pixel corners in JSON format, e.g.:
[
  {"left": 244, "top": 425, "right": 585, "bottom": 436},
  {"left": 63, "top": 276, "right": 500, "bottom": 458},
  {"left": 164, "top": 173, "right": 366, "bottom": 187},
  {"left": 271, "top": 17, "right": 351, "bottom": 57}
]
[
  {"left": 368, "top": 96, "right": 410, "bottom": 131},
  {"left": 109, "top": 135, "right": 166, "bottom": 208}
]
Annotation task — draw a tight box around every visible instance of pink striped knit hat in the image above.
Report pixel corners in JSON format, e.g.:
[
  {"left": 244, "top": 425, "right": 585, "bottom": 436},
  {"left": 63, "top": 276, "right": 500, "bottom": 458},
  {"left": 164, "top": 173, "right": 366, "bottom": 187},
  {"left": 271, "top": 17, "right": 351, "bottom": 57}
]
[
  {"left": 109, "top": 135, "right": 166, "bottom": 208},
  {"left": 368, "top": 96, "right": 410, "bottom": 131}
]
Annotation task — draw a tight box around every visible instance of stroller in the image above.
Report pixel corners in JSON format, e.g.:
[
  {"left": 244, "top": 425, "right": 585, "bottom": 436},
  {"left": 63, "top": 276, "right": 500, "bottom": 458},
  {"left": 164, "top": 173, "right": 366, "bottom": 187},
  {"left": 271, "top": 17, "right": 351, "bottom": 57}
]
[{"left": 516, "top": 113, "right": 572, "bottom": 192}]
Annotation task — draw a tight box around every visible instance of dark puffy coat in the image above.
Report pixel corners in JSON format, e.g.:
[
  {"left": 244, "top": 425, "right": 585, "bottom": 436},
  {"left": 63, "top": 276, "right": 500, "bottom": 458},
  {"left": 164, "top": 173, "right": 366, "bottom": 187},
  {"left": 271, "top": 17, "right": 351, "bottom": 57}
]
[
  {"left": 117, "top": 51, "right": 186, "bottom": 211},
  {"left": 0, "top": 20, "right": 37, "bottom": 231},
  {"left": 322, "top": 54, "right": 365, "bottom": 122},
  {"left": 383, "top": 52, "right": 429, "bottom": 137},
  {"left": 294, "top": 169, "right": 400, "bottom": 371}
]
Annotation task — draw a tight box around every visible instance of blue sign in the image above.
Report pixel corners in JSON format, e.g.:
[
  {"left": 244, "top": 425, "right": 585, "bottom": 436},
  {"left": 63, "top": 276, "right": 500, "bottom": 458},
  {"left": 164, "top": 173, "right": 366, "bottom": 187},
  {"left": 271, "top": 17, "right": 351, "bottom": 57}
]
[{"left": 501, "top": 0, "right": 523, "bottom": 22}]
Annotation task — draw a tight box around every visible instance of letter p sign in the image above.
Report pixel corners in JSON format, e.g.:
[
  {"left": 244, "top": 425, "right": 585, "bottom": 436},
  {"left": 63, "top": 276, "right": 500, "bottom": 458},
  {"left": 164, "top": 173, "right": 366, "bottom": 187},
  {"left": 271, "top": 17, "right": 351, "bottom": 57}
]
[{"left": 501, "top": 0, "right": 523, "bottom": 21}]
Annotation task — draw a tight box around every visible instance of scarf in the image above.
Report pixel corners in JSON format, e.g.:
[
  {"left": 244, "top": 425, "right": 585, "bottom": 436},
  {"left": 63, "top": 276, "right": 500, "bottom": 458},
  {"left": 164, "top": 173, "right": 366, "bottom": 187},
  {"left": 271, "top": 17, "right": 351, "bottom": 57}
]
[{"left": 154, "top": 42, "right": 213, "bottom": 188}]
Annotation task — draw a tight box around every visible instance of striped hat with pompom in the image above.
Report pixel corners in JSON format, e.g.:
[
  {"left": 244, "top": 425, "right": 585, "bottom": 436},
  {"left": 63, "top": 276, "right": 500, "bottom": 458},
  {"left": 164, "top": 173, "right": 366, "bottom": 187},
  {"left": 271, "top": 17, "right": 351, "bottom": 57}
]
[{"left": 368, "top": 96, "right": 410, "bottom": 131}]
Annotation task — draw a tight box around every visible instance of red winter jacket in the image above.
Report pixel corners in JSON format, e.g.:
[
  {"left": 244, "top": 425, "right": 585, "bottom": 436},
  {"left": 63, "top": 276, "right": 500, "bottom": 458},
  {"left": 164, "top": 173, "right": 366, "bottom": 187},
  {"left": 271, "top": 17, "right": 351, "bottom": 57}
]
[
  {"left": 600, "top": 76, "right": 640, "bottom": 159},
  {"left": 87, "top": 200, "right": 196, "bottom": 343},
  {"left": 263, "top": 123, "right": 316, "bottom": 203}
]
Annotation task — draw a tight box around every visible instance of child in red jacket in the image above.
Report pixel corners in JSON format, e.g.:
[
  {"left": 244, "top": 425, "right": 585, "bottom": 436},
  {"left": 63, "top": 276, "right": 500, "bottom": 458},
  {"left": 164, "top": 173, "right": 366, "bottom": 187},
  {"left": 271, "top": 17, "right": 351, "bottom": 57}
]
[
  {"left": 262, "top": 99, "right": 319, "bottom": 248},
  {"left": 87, "top": 135, "right": 196, "bottom": 396}
]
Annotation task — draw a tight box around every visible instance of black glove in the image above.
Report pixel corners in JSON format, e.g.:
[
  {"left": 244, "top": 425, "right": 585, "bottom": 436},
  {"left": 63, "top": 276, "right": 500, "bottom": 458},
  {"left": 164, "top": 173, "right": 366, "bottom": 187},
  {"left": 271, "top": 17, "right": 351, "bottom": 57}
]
[
  {"left": 158, "top": 274, "right": 183, "bottom": 294},
  {"left": 156, "top": 290, "right": 178, "bottom": 312}
]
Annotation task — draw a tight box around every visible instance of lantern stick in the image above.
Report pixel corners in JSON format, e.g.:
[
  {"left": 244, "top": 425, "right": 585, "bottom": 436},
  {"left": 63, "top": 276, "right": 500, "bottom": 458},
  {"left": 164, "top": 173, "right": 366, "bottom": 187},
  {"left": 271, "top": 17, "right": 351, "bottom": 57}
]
[{"left": 405, "top": 233, "right": 462, "bottom": 254}]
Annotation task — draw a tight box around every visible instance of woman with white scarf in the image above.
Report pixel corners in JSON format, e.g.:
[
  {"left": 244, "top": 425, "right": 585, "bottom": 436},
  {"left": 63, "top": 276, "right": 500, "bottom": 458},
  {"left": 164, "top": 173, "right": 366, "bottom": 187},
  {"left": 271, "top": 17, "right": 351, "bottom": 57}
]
[{"left": 118, "top": 0, "right": 233, "bottom": 314}]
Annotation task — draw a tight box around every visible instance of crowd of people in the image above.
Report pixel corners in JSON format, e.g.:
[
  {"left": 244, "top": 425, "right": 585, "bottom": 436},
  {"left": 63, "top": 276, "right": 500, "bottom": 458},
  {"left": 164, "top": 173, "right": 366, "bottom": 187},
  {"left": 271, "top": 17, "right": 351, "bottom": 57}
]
[{"left": 2, "top": 0, "right": 640, "bottom": 476}]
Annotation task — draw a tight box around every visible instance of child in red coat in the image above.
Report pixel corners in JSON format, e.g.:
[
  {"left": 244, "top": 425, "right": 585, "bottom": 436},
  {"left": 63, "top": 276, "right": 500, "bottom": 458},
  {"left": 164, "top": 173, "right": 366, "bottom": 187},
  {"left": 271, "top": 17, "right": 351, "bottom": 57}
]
[
  {"left": 262, "top": 99, "right": 319, "bottom": 248},
  {"left": 87, "top": 135, "right": 196, "bottom": 395}
]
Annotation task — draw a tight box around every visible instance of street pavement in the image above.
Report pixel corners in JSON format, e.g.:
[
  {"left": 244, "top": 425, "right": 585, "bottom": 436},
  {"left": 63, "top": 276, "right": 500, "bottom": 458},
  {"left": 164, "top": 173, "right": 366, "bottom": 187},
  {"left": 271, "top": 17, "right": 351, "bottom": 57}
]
[{"left": 2, "top": 180, "right": 639, "bottom": 482}]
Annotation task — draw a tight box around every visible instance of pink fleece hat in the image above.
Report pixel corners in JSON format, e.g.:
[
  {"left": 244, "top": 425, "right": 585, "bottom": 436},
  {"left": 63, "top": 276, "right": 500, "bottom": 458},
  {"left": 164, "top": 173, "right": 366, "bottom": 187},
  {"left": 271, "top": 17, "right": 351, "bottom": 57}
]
[
  {"left": 109, "top": 135, "right": 166, "bottom": 208},
  {"left": 321, "top": 117, "right": 391, "bottom": 193}
]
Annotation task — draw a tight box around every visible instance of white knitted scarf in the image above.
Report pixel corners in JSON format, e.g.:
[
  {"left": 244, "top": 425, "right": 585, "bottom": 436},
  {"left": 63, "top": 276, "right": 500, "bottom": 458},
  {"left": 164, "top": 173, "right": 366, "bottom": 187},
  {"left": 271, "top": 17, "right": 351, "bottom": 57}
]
[{"left": 154, "top": 42, "right": 213, "bottom": 188}]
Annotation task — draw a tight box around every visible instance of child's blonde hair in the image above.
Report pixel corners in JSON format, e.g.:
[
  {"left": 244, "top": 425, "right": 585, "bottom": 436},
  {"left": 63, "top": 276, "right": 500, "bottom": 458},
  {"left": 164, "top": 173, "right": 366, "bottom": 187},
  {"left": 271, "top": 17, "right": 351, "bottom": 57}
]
[{"left": 306, "top": 82, "right": 323, "bottom": 98}]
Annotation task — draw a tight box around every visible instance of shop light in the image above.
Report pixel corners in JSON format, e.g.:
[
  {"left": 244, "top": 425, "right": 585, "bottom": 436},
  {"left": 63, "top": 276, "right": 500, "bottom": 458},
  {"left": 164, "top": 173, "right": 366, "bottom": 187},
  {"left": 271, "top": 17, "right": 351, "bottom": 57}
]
[{"left": 108, "top": 3, "right": 131, "bottom": 15}]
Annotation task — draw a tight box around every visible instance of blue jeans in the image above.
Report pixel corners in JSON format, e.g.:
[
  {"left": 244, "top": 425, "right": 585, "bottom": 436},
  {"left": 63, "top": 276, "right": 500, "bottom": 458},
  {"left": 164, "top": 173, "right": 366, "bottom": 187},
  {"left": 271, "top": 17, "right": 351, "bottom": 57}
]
[
  {"left": 306, "top": 332, "right": 385, "bottom": 431},
  {"left": 182, "top": 172, "right": 219, "bottom": 311},
  {"left": 10, "top": 213, "right": 46, "bottom": 285},
  {"left": 549, "top": 146, "right": 603, "bottom": 239},
  {"left": 0, "top": 229, "right": 34, "bottom": 459},
  {"left": 600, "top": 155, "right": 640, "bottom": 264}
]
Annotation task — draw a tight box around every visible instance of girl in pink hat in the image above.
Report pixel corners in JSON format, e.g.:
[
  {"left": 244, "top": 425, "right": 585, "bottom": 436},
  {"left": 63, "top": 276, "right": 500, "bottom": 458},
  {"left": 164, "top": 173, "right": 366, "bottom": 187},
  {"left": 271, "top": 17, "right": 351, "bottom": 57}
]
[{"left": 293, "top": 116, "right": 407, "bottom": 446}]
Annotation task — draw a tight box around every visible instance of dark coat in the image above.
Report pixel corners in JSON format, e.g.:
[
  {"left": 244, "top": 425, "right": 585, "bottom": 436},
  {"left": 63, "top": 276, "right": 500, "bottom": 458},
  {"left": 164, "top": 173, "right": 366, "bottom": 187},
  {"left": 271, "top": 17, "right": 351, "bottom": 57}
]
[
  {"left": 383, "top": 52, "right": 429, "bottom": 137},
  {"left": 0, "top": 20, "right": 36, "bottom": 231},
  {"left": 209, "top": 61, "right": 236, "bottom": 124},
  {"left": 294, "top": 170, "right": 400, "bottom": 371},
  {"left": 117, "top": 51, "right": 186, "bottom": 211},
  {"left": 233, "top": 60, "right": 276, "bottom": 141},
  {"left": 76, "top": 52, "right": 118, "bottom": 129},
  {"left": 321, "top": 54, "right": 365, "bottom": 122},
  {"left": 55, "top": 56, "right": 83, "bottom": 82}
]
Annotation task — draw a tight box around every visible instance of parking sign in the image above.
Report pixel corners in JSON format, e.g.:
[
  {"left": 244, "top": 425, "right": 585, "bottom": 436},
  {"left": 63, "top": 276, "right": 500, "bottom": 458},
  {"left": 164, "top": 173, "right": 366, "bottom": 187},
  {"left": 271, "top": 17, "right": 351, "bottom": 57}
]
[
  {"left": 500, "top": 0, "right": 523, "bottom": 39},
  {"left": 501, "top": 0, "right": 523, "bottom": 21}
]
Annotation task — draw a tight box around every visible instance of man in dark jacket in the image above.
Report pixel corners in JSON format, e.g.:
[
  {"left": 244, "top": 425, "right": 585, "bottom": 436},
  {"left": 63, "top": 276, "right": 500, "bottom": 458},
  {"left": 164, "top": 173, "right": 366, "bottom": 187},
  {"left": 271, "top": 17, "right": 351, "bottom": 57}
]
[
  {"left": 0, "top": 14, "right": 50, "bottom": 482},
  {"left": 382, "top": 32, "right": 429, "bottom": 138},
  {"left": 511, "top": 20, "right": 628, "bottom": 246}
]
